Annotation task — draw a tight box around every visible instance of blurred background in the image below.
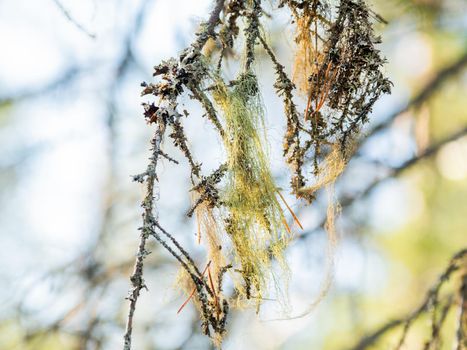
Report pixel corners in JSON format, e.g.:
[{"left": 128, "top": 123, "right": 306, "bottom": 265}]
[{"left": 0, "top": 0, "right": 466, "bottom": 349}]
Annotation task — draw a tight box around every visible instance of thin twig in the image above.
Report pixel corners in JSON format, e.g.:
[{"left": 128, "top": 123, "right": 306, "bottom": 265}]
[
  {"left": 0, "top": 67, "right": 81, "bottom": 105},
  {"left": 423, "top": 295, "right": 453, "bottom": 350},
  {"left": 51, "top": 0, "right": 96, "bottom": 38},
  {"left": 123, "top": 123, "right": 166, "bottom": 350}
]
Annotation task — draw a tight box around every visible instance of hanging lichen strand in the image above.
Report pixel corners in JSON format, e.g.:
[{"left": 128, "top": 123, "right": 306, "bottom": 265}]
[
  {"left": 124, "top": 0, "right": 390, "bottom": 347},
  {"left": 213, "top": 72, "right": 291, "bottom": 305}
]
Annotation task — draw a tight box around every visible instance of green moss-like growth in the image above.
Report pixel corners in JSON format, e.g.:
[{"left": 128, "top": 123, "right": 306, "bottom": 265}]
[{"left": 213, "top": 72, "right": 290, "bottom": 304}]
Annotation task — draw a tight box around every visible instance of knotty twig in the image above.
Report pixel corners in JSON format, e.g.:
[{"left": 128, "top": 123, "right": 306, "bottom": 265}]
[{"left": 123, "top": 123, "right": 166, "bottom": 350}]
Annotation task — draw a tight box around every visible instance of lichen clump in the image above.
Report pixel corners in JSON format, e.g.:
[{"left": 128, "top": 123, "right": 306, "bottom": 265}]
[{"left": 279, "top": 0, "right": 392, "bottom": 197}]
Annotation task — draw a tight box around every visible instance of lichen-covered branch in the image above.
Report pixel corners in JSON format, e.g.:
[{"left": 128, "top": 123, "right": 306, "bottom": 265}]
[
  {"left": 123, "top": 122, "right": 166, "bottom": 350},
  {"left": 125, "top": 0, "right": 391, "bottom": 346}
]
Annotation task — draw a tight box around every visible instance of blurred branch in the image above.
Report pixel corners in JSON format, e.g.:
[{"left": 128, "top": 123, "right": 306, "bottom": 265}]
[
  {"left": 51, "top": 0, "right": 96, "bottom": 38},
  {"left": 0, "top": 67, "right": 81, "bottom": 106},
  {"left": 297, "top": 125, "right": 467, "bottom": 241},
  {"left": 347, "top": 319, "right": 404, "bottom": 350},
  {"left": 457, "top": 274, "right": 467, "bottom": 350},
  {"left": 359, "top": 125, "right": 467, "bottom": 197},
  {"left": 347, "top": 248, "right": 467, "bottom": 350},
  {"left": 77, "top": 2, "right": 155, "bottom": 348},
  {"left": 391, "top": 126, "right": 467, "bottom": 176},
  {"left": 3, "top": 1, "right": 155, "bottom": 349},
  {"left": 365, "top": 50, "right": 467, "bottom": 140},
  {"left": 423, "top": 295, "right": 453, "bottom": 350},
  {"left": 105, "top": 0, "right": 152, "bottom": 162}
]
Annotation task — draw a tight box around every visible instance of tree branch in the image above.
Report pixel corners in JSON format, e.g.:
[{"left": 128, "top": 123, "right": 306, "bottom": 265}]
[
  {"left": 51, "top": 0, "right": 95, "bottom": 38},
  {"left": 347, "top": 249, "right": 467, "bottom": 350},
  {"left": 0, "top": 67, "right": 81, "bottom": 106},
  {"left": 193, "top": 0, "right": 226, "bottom": 50},
  {"left": 365, "top": 50, "right": 467, "bottom": 140},
  {"left": 456, "top": 274, "right": 467, "bottom": 350},
  {"left": 123, "top": 123, "right": 166, "bottom": 350}
]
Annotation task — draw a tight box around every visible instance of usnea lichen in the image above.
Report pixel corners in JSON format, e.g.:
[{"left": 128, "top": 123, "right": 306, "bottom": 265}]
[{"left": 213, "top": 72, "right": 291, "bottom": 306}]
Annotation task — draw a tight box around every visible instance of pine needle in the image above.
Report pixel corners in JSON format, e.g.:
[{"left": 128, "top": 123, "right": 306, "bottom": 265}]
[
  {"left": 277, "top": 191, "right": 303, "bottom": 230},
  {"left": 177, "top": 261, "right": 211, "bottom": 314}
]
